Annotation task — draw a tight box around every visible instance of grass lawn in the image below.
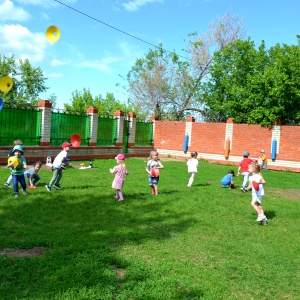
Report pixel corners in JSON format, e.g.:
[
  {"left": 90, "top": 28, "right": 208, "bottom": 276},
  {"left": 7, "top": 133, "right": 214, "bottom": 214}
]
[{"left": 0, "top": 158, "right": 299, "bottom": 300}]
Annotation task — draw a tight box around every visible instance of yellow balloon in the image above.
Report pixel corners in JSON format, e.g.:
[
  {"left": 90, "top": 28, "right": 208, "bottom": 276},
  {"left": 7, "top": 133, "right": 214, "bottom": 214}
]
[
  {"left": 46, "top": 26, "right": 61, "bottom": 43},
  {"left": 8, "top": 156, "right": 19, "bottom": 168},
  {"left": 0, "top": 76, "right": 13, "bottom": 93}
]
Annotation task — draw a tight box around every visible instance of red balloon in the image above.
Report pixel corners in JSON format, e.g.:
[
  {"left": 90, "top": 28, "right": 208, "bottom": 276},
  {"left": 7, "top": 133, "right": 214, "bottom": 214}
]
[
  {"left": 71, "top": 134, "right": 82, "bottom": 148},
  {"left": 252, "top": 181, "right": 259, "bottom": 191}
]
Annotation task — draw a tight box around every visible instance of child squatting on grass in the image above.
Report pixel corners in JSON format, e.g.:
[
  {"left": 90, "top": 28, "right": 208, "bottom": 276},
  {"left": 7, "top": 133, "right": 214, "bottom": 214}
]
[
  {"left": 146, "top": 150, "right": 164, "bottom": 195},
  {"left": 7, "top": 145, "right": 28, "bottom": 198},
  {"left": 24, "top": 161, "right": 42, "bottom": 188},
  {"left": 245, "top": 162, "right": 268, "bottom": 224},
  {"left": 110, "top": 154, "right": 129, "bottom": 202},
  {"left": 187, "top": 151, "right": 198, "bottom": 187},
  {"left": 220, "top": 170, "right": 235, "bottom": 189}
]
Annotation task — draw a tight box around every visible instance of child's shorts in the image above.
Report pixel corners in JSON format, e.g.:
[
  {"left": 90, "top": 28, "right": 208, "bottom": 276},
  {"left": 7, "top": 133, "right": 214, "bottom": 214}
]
[
  {"left": 252, "top": 195, "right": 263, "bottom": 204},
  {"left": 148, "top": 176, "right": 159, "bottom": 185}
]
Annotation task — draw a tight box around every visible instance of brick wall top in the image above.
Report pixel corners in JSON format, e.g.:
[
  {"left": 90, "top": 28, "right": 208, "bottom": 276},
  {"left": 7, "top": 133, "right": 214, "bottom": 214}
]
[
  {"left": 38, "top": 100, "right": 52, "bottom": 108},
  {"left": 127, "top": 112, "right": 136, "bottom": 118},
  {"left": 114, "top": 110, "right": 124, "bottom": 117},
  {"left": 226, "top": 118, "right": 234, "bottom": 124},
  {"left": 87, "top": 106, "right": 98, "bottom": 113},
  {"left": 186, "top": 116, "right": 195, "bottom": 122}
]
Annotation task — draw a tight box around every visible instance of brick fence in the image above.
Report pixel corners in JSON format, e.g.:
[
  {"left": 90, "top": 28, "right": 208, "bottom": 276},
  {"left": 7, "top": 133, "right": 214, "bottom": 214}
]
[{"left": 151, "top": 117, "right": 300, "bottom": 172}]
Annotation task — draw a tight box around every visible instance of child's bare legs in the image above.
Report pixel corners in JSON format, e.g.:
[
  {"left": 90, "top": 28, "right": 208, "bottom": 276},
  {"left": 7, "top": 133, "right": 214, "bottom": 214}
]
[
  {"left": 117, "top": 189, "right": 124, "bottom": 201},
  {"left": 251, "top": 200, "right": 266, "bottom": 220},
  {"left": 188, "top": 172, "right": 195, "bottom": 187},
  {"left": 149, "top": 184, "right": 158, "bottom": 195}
]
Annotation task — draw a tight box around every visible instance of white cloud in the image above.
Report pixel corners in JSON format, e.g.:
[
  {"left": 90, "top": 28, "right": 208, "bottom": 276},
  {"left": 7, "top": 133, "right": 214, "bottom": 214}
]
[
  {"left": 15, "top": 0, "right": 77, "bottom": 7},
  {"left": 0, "top": 24, "right": 48, "bottom": 62},
  {"left": 45, "top": 72, "right": 64, "bottom": 78},
  {"left": 51, "top": 58, "right": 72, "bottom": 66},
  {"left": 76, "top": 56, "right": 122, "bottom": 72},
  {"left": 122, "top": 0, "right": 163, "bottom": 12},
  {"left": 0, "top": 0, "right": 30, "bottom": 21}
]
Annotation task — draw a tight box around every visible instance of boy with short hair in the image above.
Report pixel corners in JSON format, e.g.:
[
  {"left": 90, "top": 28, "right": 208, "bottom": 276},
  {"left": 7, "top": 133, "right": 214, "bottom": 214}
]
[
  {"left": 260, "top": 150, "right": 269, "bottom": 171},
  {"left": 45, "top": 142, "right": 71, "bottom": 192},
  {"left": 237, "top": 151, "right": 253, "bottom": 192}
]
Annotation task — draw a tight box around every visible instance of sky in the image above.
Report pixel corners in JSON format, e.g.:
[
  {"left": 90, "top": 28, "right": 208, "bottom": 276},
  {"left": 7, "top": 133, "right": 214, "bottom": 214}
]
[{"left": 0, "top": 0, "right": 299, "bottom": 108}]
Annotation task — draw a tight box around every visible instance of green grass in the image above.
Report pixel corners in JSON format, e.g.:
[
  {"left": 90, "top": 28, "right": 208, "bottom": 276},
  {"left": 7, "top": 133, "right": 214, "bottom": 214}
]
[{"left": 0, "top": 158, "right": 299, "bottom": 300}]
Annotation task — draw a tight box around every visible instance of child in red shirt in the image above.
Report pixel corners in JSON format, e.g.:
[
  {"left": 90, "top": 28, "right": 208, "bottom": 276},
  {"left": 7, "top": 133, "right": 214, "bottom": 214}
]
[{"left": 237, "top": 151, "right": 253, "bottom": 192}]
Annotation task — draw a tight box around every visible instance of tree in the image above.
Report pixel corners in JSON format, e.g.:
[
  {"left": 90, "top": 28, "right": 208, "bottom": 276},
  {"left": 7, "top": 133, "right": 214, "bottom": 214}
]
[
  {"left": 65, "top": 89, "right": 145, "bottom": 118},
  {"left": 48, "top": 93, "right": 57, "bottom": 108},
  {"left": 0, "top": 54, "right": 48, "bottom": 106},
  {"left": 125, "top": 10, "right": 245, "bottom": 119},
  {"left": 202, "top": 39, "right": 300, "bottom": 126}
]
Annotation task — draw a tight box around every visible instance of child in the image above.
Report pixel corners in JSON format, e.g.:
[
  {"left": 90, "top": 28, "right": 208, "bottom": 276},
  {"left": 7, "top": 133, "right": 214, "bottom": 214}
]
[
  {"left": 7, "top": 145, "right": 28, "bottom": 198},
  {"left": 45, "top": 142, "right": 71, "bottom": 192},
  {"left": 245, "top": 162, "right": 268, "bottom": 224},
  {"left": 237, "top": 151, "right": 253, "bottom": 192},
  {"left": 260, "top": 150, "right": 269, "bottom": 171},
  {"left": 24, "top": 161, "right": 42, "bottom": 188},
  {"left": 187, "top": 151, "right": 198, "bottom": 187},
  {"left": 4, "top": 139, "right": 23, "bottom": 188},
  {"left": 109, "top": 154, "right": 129, "bottom": 202},
  {"left": 146, "top": 150, "right": 164, "bottom": 195},
  {"left": 220, "top": 170, "right": 235, "bottom": 189}
]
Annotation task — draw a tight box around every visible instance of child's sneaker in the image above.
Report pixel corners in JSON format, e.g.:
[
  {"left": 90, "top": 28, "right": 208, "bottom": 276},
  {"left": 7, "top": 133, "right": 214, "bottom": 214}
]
[
  {"left": 22, "top": 190, "right": 28, "bottom": 196},
  {"left": 15, "top": 194, "right": 19, "bottom": 198},
  {"left": 261, "top": 218, "right": 268, "bottom": 225},
  {"left": 4, "top": 183, "right": 12, "bottom": 188},
  {"left": 256, "top": 215, "right": 264, "bottom": 222},
  {"left": 118, "top": 198, "right": 124, "bottom": 202},
  {"left": 53, "top": 184, "right": 61, "bottom": 190},
  {"left": 241, "top": 187, "right": 246, "bottom": 193},
  {"left": 45, "top": 185, "right": 51, "bottom": 192},
  {"left": 114, "top": 195, "right": 119, "bottom": 199}
]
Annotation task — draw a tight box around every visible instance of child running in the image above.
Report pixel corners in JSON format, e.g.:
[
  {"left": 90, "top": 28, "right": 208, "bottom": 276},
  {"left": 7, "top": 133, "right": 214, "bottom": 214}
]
[
  {"left": 110, "top": 154, "right": 129, "bottom": 202},
  {"left": 245, "top": 162, "right": 268, "bottom": 224},
  {"left": 146, "top": 150, "right": 164, "bottom": 195},
  {"left": 24, "top": 161, "right": 42, "bottom": 188},
  {"left": 187, "top": 151, "right": 198, "bottom": 187},
  {"left": 45, "top": 142, "right": 71, "bottom": 192},
  {"left": 7, "top": 145, "right": 28, "bottom": 198}
]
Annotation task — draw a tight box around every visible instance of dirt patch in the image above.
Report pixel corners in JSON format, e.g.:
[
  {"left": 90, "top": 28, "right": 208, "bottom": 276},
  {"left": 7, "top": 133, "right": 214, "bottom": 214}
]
[
  {"left": 268, "top": 188, "right": 300, "bottom": 201},
  {"left": 0, "top": 247, "right": 47, "bottom": 258}
]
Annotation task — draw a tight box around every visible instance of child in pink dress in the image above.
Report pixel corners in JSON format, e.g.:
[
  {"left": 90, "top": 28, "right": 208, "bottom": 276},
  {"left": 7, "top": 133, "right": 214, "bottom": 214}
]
[{"left": 110, "top": 154, "right": 129, "bottom": 202}]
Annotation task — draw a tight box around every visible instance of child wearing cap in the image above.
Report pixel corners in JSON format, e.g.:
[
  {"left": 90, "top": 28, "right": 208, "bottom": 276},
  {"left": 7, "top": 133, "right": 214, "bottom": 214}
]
[
  {"left": 237, "top": 151, "right": 254, "bottom": 192},
  {"left": 260, "top": 150, "right": 268, "bottom": 171},
  {"left": 7, "top": 145, "right": 28, "bottom": 197},
  {"left": 4, "top": 139, "right": 23, "bottom": 188},
  {"left": 45, "top": 142, "right": 71, "bottom": 192},
  {"left": 109, "top": 154, "right": 129, "bottom": 202},
  {"left": 221, "top": 170, "right": 235, "bottom": 189}
]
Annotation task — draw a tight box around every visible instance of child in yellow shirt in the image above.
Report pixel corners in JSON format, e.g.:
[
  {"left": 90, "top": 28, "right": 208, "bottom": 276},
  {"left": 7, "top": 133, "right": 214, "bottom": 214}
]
[{"left": 260, "top": 150, "right": 268, "bottom": 171}]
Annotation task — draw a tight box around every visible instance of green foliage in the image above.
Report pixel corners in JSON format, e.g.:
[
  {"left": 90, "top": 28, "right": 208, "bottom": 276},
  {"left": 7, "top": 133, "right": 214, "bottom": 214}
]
[
  {"left": 0, "top": 159, "right": 299, "bottom": 299},
  {"left": 202, "top": 39, "right": 300, "bottom": 125},
  {"left": 65, "top": 89, "right": 146, "bottom": 119},
  {"left": 0, "top": 54, "right": 48, "bottom": 106}
]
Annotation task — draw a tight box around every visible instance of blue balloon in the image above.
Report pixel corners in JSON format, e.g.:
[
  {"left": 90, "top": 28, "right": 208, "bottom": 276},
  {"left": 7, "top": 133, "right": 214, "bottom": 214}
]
[{"left": 0, "top": 98, "right": 3, "bottom": 111}]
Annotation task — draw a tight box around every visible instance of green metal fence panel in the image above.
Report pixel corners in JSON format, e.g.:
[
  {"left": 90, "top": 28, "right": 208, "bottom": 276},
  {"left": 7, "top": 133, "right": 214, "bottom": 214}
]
[
  {"left": 0, "top": 107, "right": 41, "bottom": 146},
  {"left": 50, "top": 112, "right": 90, "bottom": 146},
  {"left": 97, "top": 117, "right": 117, "bottom": 145},
  {"left": 135, "top": 121, "right": 153, "bottom": 146}
]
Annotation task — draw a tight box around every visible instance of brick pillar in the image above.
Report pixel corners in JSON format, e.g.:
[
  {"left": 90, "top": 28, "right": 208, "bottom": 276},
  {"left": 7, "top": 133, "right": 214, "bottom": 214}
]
[
  {"left": 185, "top": 116, "right": 195, "bottom": 148},
  {"left": 114, "top": 110, "right": 124, "bottom": 146},
  {"left": 38, "top": 100, "right": 52, "bottom": 146},
  {"left": 225, "top": 118, "right": 234, "bottom": 151},
  {"left": 272, "top": 120, "right": 282, "bottom": 154},
  {"left": 87, "top": 106, "right": 98, "bottom": 146},
  {"left": 127, "top": 112, "right": 136, "bottom": 147}
]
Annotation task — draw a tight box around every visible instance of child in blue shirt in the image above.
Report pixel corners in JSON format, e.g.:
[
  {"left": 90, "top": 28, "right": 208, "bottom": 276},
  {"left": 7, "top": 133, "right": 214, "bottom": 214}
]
[{"left": 221, "top": 170, "right": 235, "bottom": 189}]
